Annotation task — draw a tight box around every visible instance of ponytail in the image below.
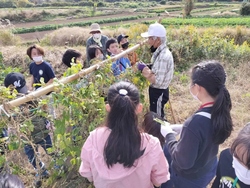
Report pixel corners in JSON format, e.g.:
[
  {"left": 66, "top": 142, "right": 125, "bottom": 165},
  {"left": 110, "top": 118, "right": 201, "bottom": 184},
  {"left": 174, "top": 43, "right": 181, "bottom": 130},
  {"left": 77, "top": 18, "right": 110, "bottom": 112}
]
[
  {"left": 212, "top": 87, "right": 233, "bottom": 144},
  {"left": 104, "top": 82, "right": 144, "bottom": 168}
]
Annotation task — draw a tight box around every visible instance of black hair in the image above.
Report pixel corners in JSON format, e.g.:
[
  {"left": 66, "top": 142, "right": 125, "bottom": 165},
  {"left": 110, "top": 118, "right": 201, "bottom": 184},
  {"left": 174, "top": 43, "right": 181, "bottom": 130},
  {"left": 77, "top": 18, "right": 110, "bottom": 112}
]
[
  {"left": 231, "top": 123, "right": 250, "bottom": 169},
  {"left": 0, "top": 173, "right": 24, "bottom": 188},
  {"left": 104, "top": 81, "right": 144, "bottom": 168},
  {"left": 87, "top": 45, "right": 104, "bottom": 61},
  {"left": 62, "top": 49, "right": 82, "bottom": 68},
  {"left": 142, "top": 111, "right": 165, "bottom": 147},
  {"left": 191, "top": 60, "right": 233, "bottom": 144},
  {"left": 105, "top": 38, "right": 118, "bottom": 55}
]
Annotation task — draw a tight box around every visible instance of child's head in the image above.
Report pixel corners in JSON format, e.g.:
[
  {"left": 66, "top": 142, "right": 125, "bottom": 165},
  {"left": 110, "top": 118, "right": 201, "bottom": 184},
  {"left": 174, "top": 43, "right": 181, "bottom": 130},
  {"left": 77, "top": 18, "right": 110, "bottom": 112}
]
[
  {"left": 106, "top": 81, "right": 141, "bottom": 116},
  {"left": 4, "top": 72, "right": 28, "bottom": 94},
  {"left": 231, "top": 123, "right": 250, "bottom": 184},
  {"left": 104, "top": 81, "right": 143, "bottom": 168},
  {"left": 0, "top": 173, "right": 25, "bottom": 188},
  {"left": 117, "top": 34, "right": 129, "bottom": 50},
  {"left": 231, "top": 123, "right": 250, "bottom": 168},
  {"left": 87, "top": 45, "right": 104, "bottom": 61},
  {"left": 191, "top": 60, "right": 227, "bottom": 99},
  {"left": 142, "top": 111, "right": 165, "bottom": 146},
  {"left": 26, "top": 44, "right": 45, "bottom": 64},
  {"left": 62, "top": 49, "right": 82, "bottom": 68},
  {"left": 106, "top": 38, "right": 119, "bottom": 55}
]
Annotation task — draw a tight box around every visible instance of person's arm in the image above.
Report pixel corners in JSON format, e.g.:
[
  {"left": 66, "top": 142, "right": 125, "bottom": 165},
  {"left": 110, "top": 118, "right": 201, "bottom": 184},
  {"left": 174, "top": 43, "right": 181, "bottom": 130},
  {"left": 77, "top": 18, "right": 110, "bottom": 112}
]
[
  {"left": 29, "top": 75, "right": 34, "bottom": 91},
  {"left": 211, "top": 149, "right": 228, "bottom": 188},
  {"left": 111, "top": 60, "right": 120, "bottom": 76},
  {"left": 151, "top": 139, "right": 170, "bottom": 187},
  {"left": 45, "top": 63, "right": 55, "bottom": 85},
  {"left": 166, "top": 119, "right": 200, "bottom": 170},
  {"left": 79, "top": 132, "right": 94, "bottom": 182},
  {"left": 142, "top": 67, "right": 156, "bottom": 84},
  {"left": 45, "top": 78, "right": 54, "bottom": 86},
  {"left": 86, "top": 38, "right": 92, "bottom": 64}
]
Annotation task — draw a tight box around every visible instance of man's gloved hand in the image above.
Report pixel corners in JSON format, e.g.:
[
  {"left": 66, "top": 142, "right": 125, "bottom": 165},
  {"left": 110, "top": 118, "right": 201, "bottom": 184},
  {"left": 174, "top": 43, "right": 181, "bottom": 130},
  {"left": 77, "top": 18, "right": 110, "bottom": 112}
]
[
  {"left": 160, "top": 121, "right": 176, "bottom": 137},
  {"left": 170, "top": 124, "right": 183, "bottom": 135},
  {"left": 137, "top": 61, "right": 147, "bottom": 72}
]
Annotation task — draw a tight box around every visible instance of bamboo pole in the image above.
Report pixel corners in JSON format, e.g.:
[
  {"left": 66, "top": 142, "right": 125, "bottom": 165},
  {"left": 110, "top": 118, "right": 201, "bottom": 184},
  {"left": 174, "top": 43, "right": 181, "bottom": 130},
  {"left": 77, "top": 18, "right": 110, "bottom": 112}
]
[{"left": 2, "top": 41, "right": 147, "bottom": 111}]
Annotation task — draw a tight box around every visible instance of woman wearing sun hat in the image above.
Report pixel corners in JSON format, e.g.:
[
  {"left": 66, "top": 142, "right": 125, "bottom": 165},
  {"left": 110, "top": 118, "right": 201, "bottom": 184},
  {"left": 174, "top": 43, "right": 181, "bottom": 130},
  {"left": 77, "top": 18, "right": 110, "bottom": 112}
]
[{"left": 85, "top": 23, "right": 109, "bottom": 67}]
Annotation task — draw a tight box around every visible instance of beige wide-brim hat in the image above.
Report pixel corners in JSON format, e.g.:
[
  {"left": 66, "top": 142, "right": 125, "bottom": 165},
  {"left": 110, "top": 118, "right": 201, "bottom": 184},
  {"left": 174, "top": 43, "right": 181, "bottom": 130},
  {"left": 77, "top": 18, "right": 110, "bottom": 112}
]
[{"left": 90, "top": 23, "right": 101, "bottom": 34}]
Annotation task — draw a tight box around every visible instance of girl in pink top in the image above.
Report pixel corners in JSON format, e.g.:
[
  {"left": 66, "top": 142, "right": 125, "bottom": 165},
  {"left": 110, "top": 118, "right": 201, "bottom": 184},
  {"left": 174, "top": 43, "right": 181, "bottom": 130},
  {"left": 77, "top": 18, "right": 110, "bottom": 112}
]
[{"left": 79, "top": 81, "right": 170, "bottom": 188}]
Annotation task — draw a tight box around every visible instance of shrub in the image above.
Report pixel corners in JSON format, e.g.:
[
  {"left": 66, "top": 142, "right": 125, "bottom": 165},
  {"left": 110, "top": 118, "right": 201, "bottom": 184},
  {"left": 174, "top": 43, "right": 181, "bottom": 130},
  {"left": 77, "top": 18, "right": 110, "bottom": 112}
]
[
  {"left": 160, "top": 0, "right": 166, "bottom": 5},
  {"left": 97, "top": 2, "right": 106, "bottom": 7},
  {"left": 183, "top": 0, "right": 194, "bottom": 17},
  {"left": 0, "top": 0, "right": 15, "bottom": 8},
  {"left": 15, "top": 0, "right": 34, "bottom": 8},
  {"left": 0, "top": 29, "right": 20, "bottom": 46},
  {"left": 240, "top": 2, "right": 250, "bottom": 16}
]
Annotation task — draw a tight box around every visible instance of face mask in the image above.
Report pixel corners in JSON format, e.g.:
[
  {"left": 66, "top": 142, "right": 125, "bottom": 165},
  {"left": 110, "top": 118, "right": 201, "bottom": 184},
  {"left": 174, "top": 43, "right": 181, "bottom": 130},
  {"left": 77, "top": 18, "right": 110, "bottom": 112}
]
[
  {"left": 33, "top": 56, "right": 43, "bottom": 63},
  {"left": 150, "top": 45, "right": 157, "bottom": 53},
  {"left": 232, "top": 156, "right": 250, "bottom": 185},
  {"left": 93, "top": 33, "right": 101, "bottom": 40},
  {"left": 189, "top": 85, "right": 199, "bottom": 100},
  {"left": 98, "top": 54, "right": 104, "bottom": 60},
  {"left": 121, "top": 42, "right": 129, "bottom": 49}
]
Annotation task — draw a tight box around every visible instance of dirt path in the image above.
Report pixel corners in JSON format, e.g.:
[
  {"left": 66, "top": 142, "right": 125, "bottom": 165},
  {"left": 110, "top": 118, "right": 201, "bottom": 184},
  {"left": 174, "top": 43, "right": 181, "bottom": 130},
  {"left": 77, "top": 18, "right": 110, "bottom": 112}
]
[
  {"left": 13, "top": 12, "right": 142, "bottom": 28},
  {"left": 16, "top": 16, "right": 168, "bottom": 41},
  {"left": 15, "top": 9, "right": 183, "bottom": 42}
]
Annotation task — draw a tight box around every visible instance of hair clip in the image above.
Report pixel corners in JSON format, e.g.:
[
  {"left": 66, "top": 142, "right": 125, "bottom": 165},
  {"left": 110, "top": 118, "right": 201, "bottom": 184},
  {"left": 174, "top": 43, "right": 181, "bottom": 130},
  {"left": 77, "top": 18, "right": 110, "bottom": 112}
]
[{"left": 119, "top": 89, "right": 128, "bottom": 96}]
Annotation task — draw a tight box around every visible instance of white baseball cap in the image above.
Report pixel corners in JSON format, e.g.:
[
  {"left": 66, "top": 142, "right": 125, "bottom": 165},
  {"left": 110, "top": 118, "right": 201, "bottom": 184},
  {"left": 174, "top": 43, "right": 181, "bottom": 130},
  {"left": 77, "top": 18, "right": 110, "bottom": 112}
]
[{"left": 141, "top": 23, "right": 166, "bottom": 38}]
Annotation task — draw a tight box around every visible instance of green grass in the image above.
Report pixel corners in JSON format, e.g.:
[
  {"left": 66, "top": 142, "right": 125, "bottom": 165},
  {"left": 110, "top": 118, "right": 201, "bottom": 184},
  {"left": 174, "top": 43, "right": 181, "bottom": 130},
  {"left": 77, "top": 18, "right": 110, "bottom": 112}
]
[{"left": 143, "top": 17, "right": 250, "bottom": 28}]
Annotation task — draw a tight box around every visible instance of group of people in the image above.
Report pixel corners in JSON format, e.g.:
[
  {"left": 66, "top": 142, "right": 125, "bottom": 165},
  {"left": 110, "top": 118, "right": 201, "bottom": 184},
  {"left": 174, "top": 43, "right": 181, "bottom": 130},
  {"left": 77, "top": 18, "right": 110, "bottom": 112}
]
[
  {"left": 0, "top": 22, "right": 174, "bottom": 187},
  {"left": 78, "top": 23, "right": 250, "bottom": 188},
  {"left": 63, "top": 22, "right": 137, "bottom": 75},
  {"left": 79, "top": 62, "right": 250, "bottom": 188},
  {"left": 1, "top": 21, "right": 249, "bottom": 188}
]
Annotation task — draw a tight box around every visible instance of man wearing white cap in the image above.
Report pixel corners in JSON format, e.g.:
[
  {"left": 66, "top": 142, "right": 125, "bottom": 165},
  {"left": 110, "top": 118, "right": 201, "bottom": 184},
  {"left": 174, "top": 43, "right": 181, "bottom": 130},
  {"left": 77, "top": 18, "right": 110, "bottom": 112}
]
[
  {"left": 86, "top": 23, "right": 109, "bottom": 67},
  {"left": 138, "top": 22, "right": 174, "bottom": 118}
]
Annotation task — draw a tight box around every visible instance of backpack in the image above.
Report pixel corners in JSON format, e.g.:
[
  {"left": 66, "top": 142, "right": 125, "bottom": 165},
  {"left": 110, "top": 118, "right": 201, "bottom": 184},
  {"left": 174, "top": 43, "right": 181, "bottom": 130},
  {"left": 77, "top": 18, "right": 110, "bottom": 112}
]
[{"left": 30, "top": 116, "right": 50, "bottom": 143}]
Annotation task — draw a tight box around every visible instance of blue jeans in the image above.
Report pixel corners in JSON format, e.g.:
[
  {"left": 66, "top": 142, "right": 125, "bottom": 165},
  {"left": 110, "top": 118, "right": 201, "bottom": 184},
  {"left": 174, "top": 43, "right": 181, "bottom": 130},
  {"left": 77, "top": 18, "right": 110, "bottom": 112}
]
[
  {"left": 162, "top": 144, "right": 217, "bottom": 188},
  {"left": 24, "top": 135, "right": 52, "bottom": 168}
]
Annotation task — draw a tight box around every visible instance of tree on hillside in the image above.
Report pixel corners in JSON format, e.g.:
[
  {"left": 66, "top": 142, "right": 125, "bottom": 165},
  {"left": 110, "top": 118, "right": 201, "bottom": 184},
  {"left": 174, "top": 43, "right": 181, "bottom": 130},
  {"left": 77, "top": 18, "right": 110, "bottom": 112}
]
[
  {"left": 240, "top": 2, "right": 250, "bottom": 15},
  {"left": 183, "top": 0, "right": 194, "bottom": 17},
  {"left": 14, "top": 0, "right": 34, "bottom": 7}
]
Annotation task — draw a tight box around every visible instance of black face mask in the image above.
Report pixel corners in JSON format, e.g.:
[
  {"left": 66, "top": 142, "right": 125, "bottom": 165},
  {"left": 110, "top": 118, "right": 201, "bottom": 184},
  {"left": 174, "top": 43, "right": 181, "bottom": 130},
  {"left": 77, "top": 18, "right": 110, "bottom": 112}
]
[
  {"left": 150, "top": 45, "right": 157, "bottom": 53},
  {"left": 121, "top": 42, "right": 129, "bottom": 49}
]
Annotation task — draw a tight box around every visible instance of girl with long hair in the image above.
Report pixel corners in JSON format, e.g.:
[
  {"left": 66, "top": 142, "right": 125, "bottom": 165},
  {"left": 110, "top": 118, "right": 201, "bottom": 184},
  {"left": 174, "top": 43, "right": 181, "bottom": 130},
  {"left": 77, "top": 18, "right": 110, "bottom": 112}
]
[
  {"left": 79, "top": 81, "right": 169, "bottom": 188},
  {"left": 161, "top": 60, "right": 233, "bottom": 187}
]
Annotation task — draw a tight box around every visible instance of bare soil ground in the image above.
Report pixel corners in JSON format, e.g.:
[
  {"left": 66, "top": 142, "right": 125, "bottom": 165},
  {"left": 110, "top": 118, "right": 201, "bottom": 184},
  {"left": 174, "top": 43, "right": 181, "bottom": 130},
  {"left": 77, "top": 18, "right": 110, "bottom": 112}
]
[
  {"left": 16, "top": 16, "right": 160, "bottom": 41},
  {"left": 14, "top": 10, "right": 181, "bottom": 41},
  {"left": 13, "top": 12, "right": 142, "bottom": 28}
]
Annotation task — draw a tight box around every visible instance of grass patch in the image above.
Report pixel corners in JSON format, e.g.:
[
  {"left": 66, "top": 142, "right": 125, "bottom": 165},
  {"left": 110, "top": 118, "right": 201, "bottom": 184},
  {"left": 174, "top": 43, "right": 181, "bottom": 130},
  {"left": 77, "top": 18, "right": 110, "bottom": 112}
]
[{"left": 143, "top": 17, "right": 250, "bottom": 28}]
